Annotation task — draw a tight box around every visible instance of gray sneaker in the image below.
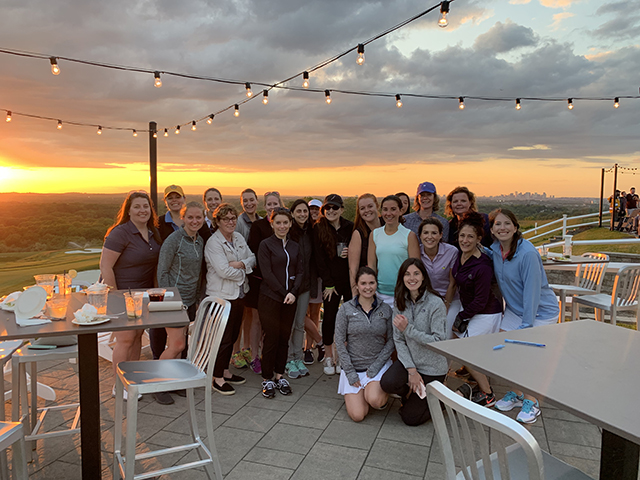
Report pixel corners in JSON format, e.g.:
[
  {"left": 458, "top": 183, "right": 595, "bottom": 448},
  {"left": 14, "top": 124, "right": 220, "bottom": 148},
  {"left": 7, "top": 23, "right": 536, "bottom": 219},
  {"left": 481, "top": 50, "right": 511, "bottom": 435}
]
[
  {"left": 285, "top": 360, "right": 301, "bottom": 379},
  {"left": 295, "top": 359, "right": 309, "bottom": 376}
]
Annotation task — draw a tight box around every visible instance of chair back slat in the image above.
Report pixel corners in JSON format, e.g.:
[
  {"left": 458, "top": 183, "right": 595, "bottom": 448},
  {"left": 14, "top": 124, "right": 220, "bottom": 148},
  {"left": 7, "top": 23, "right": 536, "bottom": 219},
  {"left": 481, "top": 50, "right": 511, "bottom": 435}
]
[
  {"left": 494, "top": 430, "right": 512, "bottom": 480},
  {"left": 187, "top": 297, "right": 230, "bottom": 375},
  {"left": 613, "top": 266, "right": 640, "bottom": 308},
  {"left": 576, "top": 253, "right": 609, "bottom": 292},
  {"left": 427, "top": 381, "right": 544, "bottom": 480}
]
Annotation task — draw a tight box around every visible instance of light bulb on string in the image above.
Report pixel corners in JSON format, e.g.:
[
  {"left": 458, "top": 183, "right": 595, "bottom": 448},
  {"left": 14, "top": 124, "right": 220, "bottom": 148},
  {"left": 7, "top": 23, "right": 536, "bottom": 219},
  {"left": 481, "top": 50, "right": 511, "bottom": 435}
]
[
  {"left": 97, "top": 126, "right": 102, "bottom": 135},
  {"left": 50, "top": 57, "right": 60, "bottom": 75},
  {"left": 395, "top": 94, "right": 403, "bottom": 108},
  {"left": 614, "top": 97, "right": 620, "bottom": 108},
  {"left": 356, "top": 44, "right": 365, "bottom": 65},
  {"left": 154, "top": 71, "right": 162, "bottom": 88},
  {"left": 57, "top": 120, "right": 62, "bottom": 129},
  {"left": 567, "top": 98, "right": 574, "bottom": 110},
  {"left": 325, "top": 90, "right": 332, "bottom": 104},
  {"left": 175, "top": 126, "right": 180, "bottom": 134},
  {"left": 207, "top": 114, "right": 214, "bottom": 124},
  {"left": 164, "top": 128, "right": 169, "bottom": 137},
  {"left": 6, "top": 111, "right": 12, "bottom": 122},
  {"left": 234, "top": 104, "right": 240, "bottom": 117},
  {"left": 438, "top": 1, "right": 450, "bottom": 28},
  {"left": 302, "top": 71, "right": 310, "bottom": 89},
  {"left": 191, "top": 121, "right": 197, "bottom": 131},
  {"left": 515, "top": 98, "right": 521, "bottom": 110},
  {"left": 262, "top": 90, "right": 269, "bottom": 105},
  {"left": 458, "top": 97, "right": 465, "bottom": 110},
  {"left": 132, "top": 130, "right": 137, "bottom": 137},
  {"left": 153, "top": 130, "right": 158, "bottom": 138},
  {"left": 245, "top": 83, "right": 253, "bottom": 97}
]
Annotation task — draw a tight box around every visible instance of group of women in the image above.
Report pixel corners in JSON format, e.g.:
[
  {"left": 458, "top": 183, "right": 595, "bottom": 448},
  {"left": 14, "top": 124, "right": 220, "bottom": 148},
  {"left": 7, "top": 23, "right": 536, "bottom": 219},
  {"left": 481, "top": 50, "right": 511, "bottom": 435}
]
[{"left": 100, "top": 181, "right": 559, "bottom": 427}]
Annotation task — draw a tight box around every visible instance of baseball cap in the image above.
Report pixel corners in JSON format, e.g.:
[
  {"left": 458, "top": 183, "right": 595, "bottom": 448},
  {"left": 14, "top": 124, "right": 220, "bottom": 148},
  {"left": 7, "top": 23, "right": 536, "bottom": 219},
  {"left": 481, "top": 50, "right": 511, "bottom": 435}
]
[
  {"left": 323, "top": 194, "right": 343, "bottom": 209},
  {"left": 308, "top": 199, "right": 323, "bottom": 208},
  {"left": 164, "top": 185, "right": 185, "bottom": 198},
  {"left": 417, "top": 182, "right": 436, "bottom": 195}
]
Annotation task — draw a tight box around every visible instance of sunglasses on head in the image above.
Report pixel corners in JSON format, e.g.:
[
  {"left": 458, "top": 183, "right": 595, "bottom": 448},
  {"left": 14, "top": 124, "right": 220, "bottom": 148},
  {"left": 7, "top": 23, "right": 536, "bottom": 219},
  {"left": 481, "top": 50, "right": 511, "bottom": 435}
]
[{"left": 324, "top": 204, "right": 341, "bottom": 211}]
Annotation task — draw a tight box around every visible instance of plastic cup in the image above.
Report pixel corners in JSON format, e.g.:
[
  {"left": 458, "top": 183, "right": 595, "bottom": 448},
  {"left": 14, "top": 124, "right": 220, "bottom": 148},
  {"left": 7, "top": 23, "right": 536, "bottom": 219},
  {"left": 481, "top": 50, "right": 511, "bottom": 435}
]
[
  {"left": 47, "top": 295, "right": 69, "bottom": 320},
  {"left": 124, "top": 292, "right": 144, "bottom": 319},
  {"left": 57, "top": 274, "right": 72, "bottom": 295},
  {"left": 34, "top": 274, "right": 56, "bottom": 299},
  {"left": 336, "top": 242, "right": 347, "bottom": 258},
  {"left": 148, "top": 288, "right": 166, "bottom": 302},
  {"left": 87, "top": 290, "right": 108, "bottom": 315}
]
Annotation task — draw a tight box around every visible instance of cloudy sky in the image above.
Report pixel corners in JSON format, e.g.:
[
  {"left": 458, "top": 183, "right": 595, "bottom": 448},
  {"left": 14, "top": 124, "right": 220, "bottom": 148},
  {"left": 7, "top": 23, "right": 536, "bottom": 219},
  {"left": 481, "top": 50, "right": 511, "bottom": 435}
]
[{"left": 0, "top": 0, "right": 638, "bottom": 198}]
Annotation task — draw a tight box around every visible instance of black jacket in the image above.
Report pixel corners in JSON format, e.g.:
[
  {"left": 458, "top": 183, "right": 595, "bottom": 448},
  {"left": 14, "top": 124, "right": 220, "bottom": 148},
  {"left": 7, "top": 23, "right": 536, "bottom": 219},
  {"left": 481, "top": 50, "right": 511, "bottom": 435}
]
[
  {"left": 290, "top": 221, "right": 317, "bottom": 297},
  {"left": 248, "top": 217, "right": 274, "bottom": 279},
  {"left": 312, "top": 217, "right": 354, "bottom": 294},
  {"left": 258, "top": 234, "right": 304, "bottom": 302}
]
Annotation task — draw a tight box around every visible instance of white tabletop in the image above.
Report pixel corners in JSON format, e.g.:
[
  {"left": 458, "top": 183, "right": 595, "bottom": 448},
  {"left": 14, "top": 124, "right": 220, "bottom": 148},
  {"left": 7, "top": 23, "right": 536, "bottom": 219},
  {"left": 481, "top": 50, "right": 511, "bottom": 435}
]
[{"left": 424, "top": 320, "right": 640, "bottom": 445}]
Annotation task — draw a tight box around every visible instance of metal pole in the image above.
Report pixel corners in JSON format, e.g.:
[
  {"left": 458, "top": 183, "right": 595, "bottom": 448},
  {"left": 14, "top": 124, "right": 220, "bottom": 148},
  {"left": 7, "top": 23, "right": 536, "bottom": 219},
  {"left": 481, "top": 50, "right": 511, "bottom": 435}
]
[
  {"left": 599, "top": 168, "right": 604, "bottom": 227},
  {"left": 611, "top": 163, "right": 618, "bottom": 231},
  {"left": 149, "top": 121, "right": 158, "bottom": 213},
  {"left": 562, "top": 214, "right": 567, "bottom": 238}
]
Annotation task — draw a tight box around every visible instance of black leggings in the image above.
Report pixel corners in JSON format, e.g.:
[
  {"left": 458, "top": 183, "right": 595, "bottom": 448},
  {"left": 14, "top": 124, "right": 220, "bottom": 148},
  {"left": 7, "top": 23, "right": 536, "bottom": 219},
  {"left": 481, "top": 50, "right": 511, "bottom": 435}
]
[
  {"left": 213, "top": 298, "right": 245, "bottom": 378},
  {"left": 149, "top": 303, "right": 197, "bottom": 359},
  {"left": 321, "top": 287, "right": 352, "bottom": 346},
  {"left": 380, "top": 360, "right": 446, "bottom": 426},
  {"left": 258, "top": 294, "right": 297, "bottom": 379}
]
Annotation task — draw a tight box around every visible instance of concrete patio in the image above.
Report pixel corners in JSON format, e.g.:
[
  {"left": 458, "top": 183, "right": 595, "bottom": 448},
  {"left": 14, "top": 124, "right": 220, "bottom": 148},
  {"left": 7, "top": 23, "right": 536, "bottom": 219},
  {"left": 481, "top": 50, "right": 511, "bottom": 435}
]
[{"left": 3, "top": 350, "right": 610, "bottom": 480}]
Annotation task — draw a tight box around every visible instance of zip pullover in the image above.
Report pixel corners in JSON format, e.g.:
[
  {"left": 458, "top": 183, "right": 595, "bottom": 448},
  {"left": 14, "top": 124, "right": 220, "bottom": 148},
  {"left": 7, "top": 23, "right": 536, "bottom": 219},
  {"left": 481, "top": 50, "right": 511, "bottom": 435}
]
[
  {"left": 258, "top": 234, "right": 303, "bottom": 302},
  {"left": 157, "top": 227, "right": 204, "bottom": 307}
]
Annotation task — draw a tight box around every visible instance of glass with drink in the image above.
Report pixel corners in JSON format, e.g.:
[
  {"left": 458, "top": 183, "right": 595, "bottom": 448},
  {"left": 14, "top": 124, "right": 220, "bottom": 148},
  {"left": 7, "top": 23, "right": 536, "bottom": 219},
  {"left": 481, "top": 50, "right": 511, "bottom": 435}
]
[
  {"left": 148, "top": 288, "right": 166, "bottom": 302},
  {"left": 34, "top": 274, "right": 56, "bottom": 299},
  {"left": 57, "top": 274, "right": 72, "bottom": 295},
  {"left": 86, "top": 285, "right": 109, "bottom": 315},
  {"left": 124, "top": 292, "right": 144, "bottom": 319},
  {"left": 47, "top": 295, "right": 69, "bottom": 320},
  {"left": 336, "top": 242, "right": 347, "bottom": 258}
]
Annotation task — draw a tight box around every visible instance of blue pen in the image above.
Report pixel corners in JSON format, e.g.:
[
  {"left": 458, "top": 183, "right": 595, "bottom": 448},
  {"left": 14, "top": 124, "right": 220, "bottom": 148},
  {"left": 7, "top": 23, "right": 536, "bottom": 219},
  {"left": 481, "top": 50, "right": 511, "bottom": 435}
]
[
  {"left": 493, "top": 345, "right": 505, "bottom": 350},
  {"left": 504, "top": 339, "right": 546, "bottom": 348}
]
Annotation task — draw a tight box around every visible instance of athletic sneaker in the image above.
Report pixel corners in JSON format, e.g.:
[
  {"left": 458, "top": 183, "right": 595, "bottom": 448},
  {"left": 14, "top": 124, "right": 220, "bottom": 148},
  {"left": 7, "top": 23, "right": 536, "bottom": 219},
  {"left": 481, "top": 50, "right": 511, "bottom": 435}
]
[
  {"left": 261, "top": 380, "right": 276, "bottom": 398},
  {"left": 335, "top": 356, "right": 341, "bottom": 374},
  {"left": 250, "top": 357, "right": 262, "bottom": 374},
  {"left": 316, "top": 343, "right": 326, "bottom": 362},
  {"left": 213, "top": 381, "right": 235, "bottom": 396},
  {"left": 323, "top": 357, "right": 335, "bottom": 375},
  {"left": 303, "top": 349, "right": 314, "bottom": 365},
  {"left": 472, "top": 389, "right": 496, "bottom": 408},
  {"left": 517, "top": 399, "right": 541, "bottom": 424},
  {"left": 495, "top": 391, "right": 524, "bottom": 412},
  {"left": 285, "top": 360, "right": 301, "bottom": 379},
  {"left": 231, "top": 351, "right": 248, "bottom": 369},
  {"left": 153, "top": 391, "right": 174, "bottom": 405},
  {"left": 295, "top": 359, "right": 309, "bottom": 376},
  {"left": 276, "top": 377, "right": 292, "bottom": 395},
  {"left": 224, "top": 374, "right": 246, "bottom": 385}
]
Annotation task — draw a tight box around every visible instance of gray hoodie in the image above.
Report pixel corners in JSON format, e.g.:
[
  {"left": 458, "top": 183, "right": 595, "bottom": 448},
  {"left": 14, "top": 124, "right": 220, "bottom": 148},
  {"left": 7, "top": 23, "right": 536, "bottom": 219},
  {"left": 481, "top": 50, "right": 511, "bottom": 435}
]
[
  {"left": 157, "top": 228, "right": 204, "bottom": 307},
  {"left": 334, "top": 296, "right": 395, "bottom": 385},
  {"left": 393, "top": 291, "right": 449, "bottom": 376}
]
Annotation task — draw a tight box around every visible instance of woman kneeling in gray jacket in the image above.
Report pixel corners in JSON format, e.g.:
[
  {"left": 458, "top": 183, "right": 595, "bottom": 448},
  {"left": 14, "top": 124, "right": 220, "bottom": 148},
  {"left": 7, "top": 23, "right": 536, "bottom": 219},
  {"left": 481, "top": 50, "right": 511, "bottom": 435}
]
[
  {"left": 380, "top": 258, "right": 449, "bottom": 426},
  {"left": 335, "top": 266, "right": 395, "bottom": 422}
]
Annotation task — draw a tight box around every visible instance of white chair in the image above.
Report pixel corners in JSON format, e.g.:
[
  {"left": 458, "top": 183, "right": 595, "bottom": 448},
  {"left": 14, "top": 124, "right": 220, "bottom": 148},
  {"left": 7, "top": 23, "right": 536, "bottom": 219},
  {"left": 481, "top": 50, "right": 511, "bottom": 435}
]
[
  {"left": 426, "top": 381, "right": 595, "bottom": 480},
  {"left": 549, "top": 253, "right": 609, "bottom": 322},
  {"left": 573, "top": 264, "right": 640, "bottom": 327},
  {"left": 113, "top": 297, "right": 230, "bottom": 480},
  {"left": 11, "top": 344, "right": 80, "bottom": 461},
  {"left": 0, "top": 422, "right": 29, "bottom": 480},
  {"left": 0, "top": 341, "right": 23, "bottom": 480}
]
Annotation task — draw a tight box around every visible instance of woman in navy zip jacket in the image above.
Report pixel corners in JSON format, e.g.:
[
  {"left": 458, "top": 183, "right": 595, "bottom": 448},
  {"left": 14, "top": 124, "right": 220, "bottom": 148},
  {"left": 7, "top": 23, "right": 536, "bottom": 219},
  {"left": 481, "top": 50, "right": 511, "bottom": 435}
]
[{"left": 258, "top": 208, "right": 304, "bottom": 399}]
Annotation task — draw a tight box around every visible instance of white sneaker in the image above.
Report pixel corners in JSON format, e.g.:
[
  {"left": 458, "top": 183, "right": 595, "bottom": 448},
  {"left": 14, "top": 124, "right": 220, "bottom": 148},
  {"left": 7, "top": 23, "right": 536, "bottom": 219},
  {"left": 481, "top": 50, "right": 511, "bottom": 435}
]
[
  {"left": 112, "top": 385, "right": 142, "bottom": 401},
  {"left": 323, "top": 357, "right": 335, "bottom": 375},
  {"left": 335, "top": 356, "right": 341, "bottom": 374},
  {"left": 516, "top": 399, "right": 541, "bottom": 424},
  {"left": 495, "top": 391, "right": 524, "bottom": 412}
]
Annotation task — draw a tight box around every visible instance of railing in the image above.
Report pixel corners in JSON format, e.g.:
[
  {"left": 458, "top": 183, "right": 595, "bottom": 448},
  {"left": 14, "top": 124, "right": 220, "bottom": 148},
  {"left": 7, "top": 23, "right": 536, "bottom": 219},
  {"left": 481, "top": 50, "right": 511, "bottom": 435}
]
[
  {"left": 523, "top": 212, "right": 610, "bottom": 242},
  {"left": 537, "top": 238, "right": 640, "bottom": 256}
]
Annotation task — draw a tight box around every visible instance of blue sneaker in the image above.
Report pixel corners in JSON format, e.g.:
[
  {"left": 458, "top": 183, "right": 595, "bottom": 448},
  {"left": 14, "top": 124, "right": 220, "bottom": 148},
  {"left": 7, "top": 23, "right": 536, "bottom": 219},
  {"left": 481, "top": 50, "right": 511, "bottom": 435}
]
[
  {"left": 285, "top": 360, "right": 301, "bottom": 379},
  {"left": 495, "top": 391, "right": 524, "bottom": 412},
  {"left": 517, "top": 399, "right": 541, "bottom": 424},
  {"left": 295, "top": 359, "right": 309, "bottom": 377}
]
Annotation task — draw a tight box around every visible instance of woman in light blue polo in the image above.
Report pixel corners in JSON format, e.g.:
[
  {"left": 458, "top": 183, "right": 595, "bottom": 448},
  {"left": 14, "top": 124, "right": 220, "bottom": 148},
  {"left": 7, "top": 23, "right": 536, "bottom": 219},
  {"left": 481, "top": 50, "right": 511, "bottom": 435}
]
[{"left": 488, "top": 208, "right": 559, "bottom": 424}]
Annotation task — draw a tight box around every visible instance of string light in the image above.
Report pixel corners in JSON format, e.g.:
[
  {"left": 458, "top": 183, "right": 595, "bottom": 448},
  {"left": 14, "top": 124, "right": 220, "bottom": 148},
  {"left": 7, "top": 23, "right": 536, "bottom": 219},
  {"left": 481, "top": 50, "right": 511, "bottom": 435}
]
[
  {"left": 175, "top": 125, "right": 180, "bottom": 134},
  {"left": 191, "top": 121, "right": 197, "bottom": 131},
  {"left": 207, "top": 114, "right": 214, "bottom": 124},
  {"left": 49, "top": 57, "right": 60, "bottom": 75},
  {"left": 262, "top": 90, "right": 269, "bottom": 105},
  {"left": 614, "top": 97, "right": 620, "bottom": 108},
  {"left": 132, "top": 129, "right": 137, "bottom": 137},
  {"left": 438, "top": 1, "right": 450, "bottom": 27},
  {"left": 154, "top": 71, "right": 162, "bottom": 88},
  {"left": 356, "top": 44, "right": 365, "bottom": 65},
  {"left": 396, "top": 94, "right": 403, "bottom": 108},
  {"left": 245, "top": 83, "right": 253, "bottom": 97},
  {"left": 515, "top": 98, "right": 521, "bottom": 110},
  {"left": 302, "top": 71, "right": 310, "bottom": 89},
  {"left": 5, "top": 111, "right": 11, "bottom": 122},
  {"left": 567, "top": 98, "right": 574, "bottom": 110},
  {"left": 325, "top": 90, "right": 332, "bottom": 104},
  {"left": 57, "top": 120, "right": 62, "bottom": 129},
  {"left": 164, "top": 128, "right": 168, "bottom": 137},
  {"left": 458, "top": 97, "right": 465, "bottom": 110},
  {"left": 234, "top": 104, "right": 240, "bottom": 117},
  {"left": 153, "top": 130, "right": 158, "bottom": 138},
  {"left": 97, "top": 126, "right": 102, "bottom": 135}
]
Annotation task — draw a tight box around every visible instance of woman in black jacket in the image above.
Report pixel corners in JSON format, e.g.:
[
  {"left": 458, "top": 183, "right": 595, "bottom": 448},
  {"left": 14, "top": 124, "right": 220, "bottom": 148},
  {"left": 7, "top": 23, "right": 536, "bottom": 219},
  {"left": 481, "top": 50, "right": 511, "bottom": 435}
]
[
  {"left": 258, "top": 208, "right": 303, "bottom": 399},
  {"left": 312, "top": 194, "right": 354, "bottom": 376}
]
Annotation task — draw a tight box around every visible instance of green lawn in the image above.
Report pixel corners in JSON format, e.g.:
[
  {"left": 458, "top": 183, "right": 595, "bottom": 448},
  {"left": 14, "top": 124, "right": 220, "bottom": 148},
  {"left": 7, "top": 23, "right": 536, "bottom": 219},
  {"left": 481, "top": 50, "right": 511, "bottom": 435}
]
[{"left": 0, "top": 250, "right": 100, "bottom": 296}]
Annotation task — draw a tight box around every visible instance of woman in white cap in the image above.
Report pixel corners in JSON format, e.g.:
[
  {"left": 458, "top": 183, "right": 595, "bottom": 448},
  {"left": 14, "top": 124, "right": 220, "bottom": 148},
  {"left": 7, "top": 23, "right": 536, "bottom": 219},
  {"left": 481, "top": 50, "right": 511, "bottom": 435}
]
[{"left": 158, "top": 185, "right": 186, "bottom": 241}]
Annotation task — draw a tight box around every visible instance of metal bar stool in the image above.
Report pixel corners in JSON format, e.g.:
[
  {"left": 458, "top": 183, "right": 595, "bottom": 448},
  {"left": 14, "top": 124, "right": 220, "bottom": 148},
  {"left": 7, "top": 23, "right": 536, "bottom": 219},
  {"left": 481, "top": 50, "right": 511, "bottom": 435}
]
[{"left": 0, "top": 422, "right": 29, "bottom": 480}]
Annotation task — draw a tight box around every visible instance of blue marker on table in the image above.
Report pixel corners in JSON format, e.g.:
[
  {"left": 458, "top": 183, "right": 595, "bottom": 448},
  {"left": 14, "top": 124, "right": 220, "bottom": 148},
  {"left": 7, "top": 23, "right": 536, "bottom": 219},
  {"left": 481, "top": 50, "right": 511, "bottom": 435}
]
[
  {"left": 504, "top": 339, "right": 546, "bottom": 348},
  {"left": 493, "top": 345, "right": 505, "bottom": 350}
]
